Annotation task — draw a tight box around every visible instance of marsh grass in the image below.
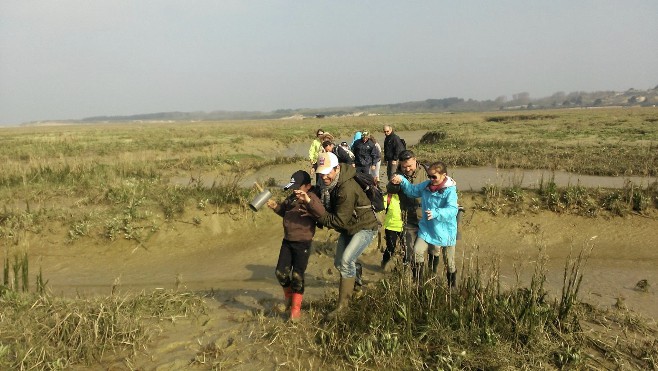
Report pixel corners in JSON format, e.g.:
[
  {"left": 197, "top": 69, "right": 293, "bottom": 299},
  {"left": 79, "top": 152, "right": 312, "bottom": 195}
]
[
  {"left": 251, "top": 246, "right": 656, "bottom": 370},
  {"left": 477, "top": 177, "right": 658, "bottom": 216},
  {"left": 0, "top": 288, "right": 205, "bottom": 370}
]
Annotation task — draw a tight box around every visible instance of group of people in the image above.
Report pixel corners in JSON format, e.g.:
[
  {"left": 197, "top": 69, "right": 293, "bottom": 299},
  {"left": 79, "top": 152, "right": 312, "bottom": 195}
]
[{"left": 265, "top": 125, "right": 460, "bottom": 322}]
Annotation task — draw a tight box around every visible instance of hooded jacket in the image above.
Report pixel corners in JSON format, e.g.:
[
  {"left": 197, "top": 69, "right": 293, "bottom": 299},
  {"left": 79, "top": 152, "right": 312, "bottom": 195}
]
[
  {"left": 273, "top": 187, "right": 324, "bottom": 242},
  {"left": 307, "top": 164, "right": 379, "bottom": 235},
  {"left": 398, "top": 176, "right": 458, "bottom": 246}
]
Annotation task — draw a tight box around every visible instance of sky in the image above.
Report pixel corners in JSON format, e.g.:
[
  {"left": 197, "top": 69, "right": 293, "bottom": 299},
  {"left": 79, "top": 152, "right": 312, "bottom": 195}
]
[{"left": 1, "top": 1, "right": 657, "bottom": 125}]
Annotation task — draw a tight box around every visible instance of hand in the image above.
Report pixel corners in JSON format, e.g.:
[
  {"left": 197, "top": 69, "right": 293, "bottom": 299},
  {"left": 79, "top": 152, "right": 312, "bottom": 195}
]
[
  {"left": 390, "top": 175, "right": 402, "bottom": 185},
  {"left": 391, "top": 160, "right": 398, "bottom": 166},
  {"left": 266, "top": 199, "right": 277, "bottom": 209},
  {"left": 370, "top": 165, "right": 376, "bottom": 170},
  {"left": 425, "top": 209, "right": 433, "bottom": 220},
  {"left": 294, "top": 190, "right": 311, "bottom": 204}
]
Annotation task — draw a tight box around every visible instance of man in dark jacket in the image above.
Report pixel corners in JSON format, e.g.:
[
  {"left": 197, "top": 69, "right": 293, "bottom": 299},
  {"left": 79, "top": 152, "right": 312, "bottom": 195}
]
[
  {"left": 351, "top": 130, "right": 380, "bottom": 175},
  {"left": 385, "top": 150, "right": 429, "bottom": 269},
  {"left": 296, "top": 152, "right": 379, "bottom": 320},
  {"left": 383, "top": 125, "right": 406, "bottom": 181}
]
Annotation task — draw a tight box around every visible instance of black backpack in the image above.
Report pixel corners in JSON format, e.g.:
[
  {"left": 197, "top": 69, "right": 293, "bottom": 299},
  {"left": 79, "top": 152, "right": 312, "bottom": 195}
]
[
  {"left": 353, "top": 172, "right": 385, "bottom": 212},
  {"left": 400, "top": 137, "right": 406, "bottom": 150}
]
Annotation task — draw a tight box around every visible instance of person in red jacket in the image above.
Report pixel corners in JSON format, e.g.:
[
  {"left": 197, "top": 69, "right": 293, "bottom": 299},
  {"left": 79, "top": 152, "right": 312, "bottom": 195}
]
[{"left": 266, "top": 170, "right": 325, "bottom": 322}]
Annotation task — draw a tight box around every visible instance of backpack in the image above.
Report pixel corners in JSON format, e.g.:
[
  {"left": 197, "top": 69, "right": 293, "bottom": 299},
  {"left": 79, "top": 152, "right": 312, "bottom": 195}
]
[
  {"left": 340, "top": 144, "right": 355, "bottom": 160},
  {"left": 353, "top": 172, "right": 385, "bottom": 212},
  {"left": 400, "top": 137, "right": 407, "bottom": 150}
]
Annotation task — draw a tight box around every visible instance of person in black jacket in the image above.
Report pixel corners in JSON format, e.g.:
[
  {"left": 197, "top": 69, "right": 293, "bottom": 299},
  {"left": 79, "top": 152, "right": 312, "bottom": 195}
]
[
  {"left": 383, "top": 125, "right": 406, "bottom": 181},
  {"left": 322, "top": 140, "right": 355, "bottom": 166},
  {"left": 351, "top": 130, "right": 380, "bottom": 175}
]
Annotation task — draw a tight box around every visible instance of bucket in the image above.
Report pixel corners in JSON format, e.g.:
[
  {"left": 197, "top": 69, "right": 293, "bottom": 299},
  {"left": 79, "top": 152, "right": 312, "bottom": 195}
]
[{"left": 249, "top": 190, "right": 272, "bottom": 211}]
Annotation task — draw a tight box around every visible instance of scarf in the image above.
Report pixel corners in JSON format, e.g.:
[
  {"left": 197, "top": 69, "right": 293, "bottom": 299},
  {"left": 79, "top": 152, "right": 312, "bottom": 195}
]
[
  {"left": 321, "top": 172, "right": 340, "bottom": 211},
  {"left": 428, "top": 177, "right": 448, "bottom": 193}
]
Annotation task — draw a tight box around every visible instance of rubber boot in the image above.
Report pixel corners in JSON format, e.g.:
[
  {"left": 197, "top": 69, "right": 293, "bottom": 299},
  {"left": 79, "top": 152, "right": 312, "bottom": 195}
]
[
  {"left": 411, "top": 263, "right": 425, "bottom": 283},
  {"left": 447, "top": 270, "right": 457, "bottom": 288},
  {"left": 429, "top": 255, "right": 440, "bottom": 274},
  {"left": 327, "top": 277, "right": 356, "bottom": 320},
  {"left": 283, "top": 286, "right": 293, "bottom": 310},
  {"left": 355, "top": 263, "right": 363, "bottom": 287},
  {"left": 289, "top": 293, "right": 303, "bottom": 322}
]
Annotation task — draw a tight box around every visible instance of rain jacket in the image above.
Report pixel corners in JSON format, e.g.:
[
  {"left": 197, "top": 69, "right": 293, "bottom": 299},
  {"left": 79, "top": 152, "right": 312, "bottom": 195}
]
[
  {"left": 307, "top": 164, "right": 379, "bottom": 235},
  {"left": 308, "top": 138, "right": 322, "bottom": 165},
  {"left": 398, "top": 176, "right": 458, "bottom": 246},
  {"left": 383, "top": 193, "right": 403, "bottom": 232},
  {"left": 272, "top": 187, "right": 324, "bottom": 242}
]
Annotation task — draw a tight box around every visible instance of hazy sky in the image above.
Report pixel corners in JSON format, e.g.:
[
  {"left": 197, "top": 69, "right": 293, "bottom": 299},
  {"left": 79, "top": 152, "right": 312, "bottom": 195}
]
[{"left": 1, "top": 1, "right": 657, "bottom": 125}]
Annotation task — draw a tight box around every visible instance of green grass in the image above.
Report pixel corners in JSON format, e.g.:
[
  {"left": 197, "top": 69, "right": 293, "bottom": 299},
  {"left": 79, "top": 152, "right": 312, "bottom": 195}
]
[{"left": 250, "top": 246, "right": 657, "bottom": 370}]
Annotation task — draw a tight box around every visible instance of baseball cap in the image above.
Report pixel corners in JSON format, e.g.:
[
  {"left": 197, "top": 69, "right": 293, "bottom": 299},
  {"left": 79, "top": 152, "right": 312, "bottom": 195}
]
[
  {"left": 283, "top": 170, "right": 311, "bottom": 190},
  {"left": 316, "top": 152, "right": 339, "bottom": 175}
]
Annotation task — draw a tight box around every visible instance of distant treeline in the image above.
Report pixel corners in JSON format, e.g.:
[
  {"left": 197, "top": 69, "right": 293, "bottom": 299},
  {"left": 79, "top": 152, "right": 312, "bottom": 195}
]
[{"left": 33, "top": 85, "right": 658, "bottom": 124}]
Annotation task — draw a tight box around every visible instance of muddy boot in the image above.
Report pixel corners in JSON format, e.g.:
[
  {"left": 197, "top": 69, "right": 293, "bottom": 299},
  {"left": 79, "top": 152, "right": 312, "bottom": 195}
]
[
  {"left": 289, "top": 293, "right": 303, "bottom": 322},
  {"left": 282, "top": 286, "right": 293, "bottom": 311},
  {"left": 327, "top": 277, "right": 356, "bottom": 320},
  {"left": 429, "top": 255, "right": 440, "bottom": 274},
  {"left": 447, "top": 270, "right": 457, "bottom": 288},
  {"left": 381, "top": 252, "right": 391, "bottom": 271},
  {"left": 355, "top": 263, "right": 363, "bottom": 287},
  {"left": 411, "top": 263, "right": 425, "bottom": 284}
]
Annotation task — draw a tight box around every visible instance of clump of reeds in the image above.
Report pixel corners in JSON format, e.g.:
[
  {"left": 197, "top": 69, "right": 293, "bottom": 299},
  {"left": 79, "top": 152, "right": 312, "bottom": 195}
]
[
  {"left": 0, "top": 288, "right": 205, "bottom": 370},
  {"left": 476, "top": 177, "right": 657, "bottom": 217},
  {"left": 251, "top": 246, "right": 657, "bottom": 370}
]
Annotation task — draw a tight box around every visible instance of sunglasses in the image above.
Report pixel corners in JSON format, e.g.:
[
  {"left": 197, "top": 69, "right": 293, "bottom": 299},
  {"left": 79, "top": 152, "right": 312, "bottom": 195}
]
[
  {"left": 429, "top": 174, "right": 441, "bottom": 180},
  {"left": 317, "top": 133, "right": 324, "bottom": 136}
]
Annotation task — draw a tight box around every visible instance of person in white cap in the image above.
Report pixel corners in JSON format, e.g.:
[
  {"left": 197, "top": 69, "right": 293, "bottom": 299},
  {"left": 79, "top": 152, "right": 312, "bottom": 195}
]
[
  {"left": 294, "top": 152, "right": 379, "bottom": 320},
  {"left": 266, "top": 170, "right": 324, "bottom": 322}
]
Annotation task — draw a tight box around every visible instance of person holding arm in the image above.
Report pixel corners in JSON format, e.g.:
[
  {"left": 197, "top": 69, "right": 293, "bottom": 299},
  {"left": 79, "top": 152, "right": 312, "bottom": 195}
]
[
  {"left": 390, "top": 161, "right": 459, "bottom": 287},
  {"left": 295, "top": 152, "right": 379, "bottom": 319}
]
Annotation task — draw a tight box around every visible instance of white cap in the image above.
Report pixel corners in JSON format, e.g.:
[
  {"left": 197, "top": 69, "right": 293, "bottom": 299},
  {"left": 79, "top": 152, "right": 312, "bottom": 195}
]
[{"left": 316, "top": 152, "right": 339, "bottom": 174}]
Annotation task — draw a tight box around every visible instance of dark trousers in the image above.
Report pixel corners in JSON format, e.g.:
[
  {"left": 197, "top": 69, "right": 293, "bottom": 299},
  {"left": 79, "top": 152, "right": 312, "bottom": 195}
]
[
  {"left": 382, "top": 229, "right": 403, "bottom": 263},
  {"left": 275, "top": 239, "right": 311, "bottom": 294}
]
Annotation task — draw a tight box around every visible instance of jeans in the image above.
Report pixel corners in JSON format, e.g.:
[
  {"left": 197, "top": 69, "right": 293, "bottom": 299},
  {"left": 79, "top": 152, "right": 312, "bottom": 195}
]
[{"left": 334, "top": 229, "right": 377, "bottom": 278}]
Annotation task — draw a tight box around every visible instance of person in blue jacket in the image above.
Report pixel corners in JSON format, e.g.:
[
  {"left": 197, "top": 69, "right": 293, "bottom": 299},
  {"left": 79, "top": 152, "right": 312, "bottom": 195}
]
[{"left": 390, "top": 161, "right": 459, "bottom": 287}]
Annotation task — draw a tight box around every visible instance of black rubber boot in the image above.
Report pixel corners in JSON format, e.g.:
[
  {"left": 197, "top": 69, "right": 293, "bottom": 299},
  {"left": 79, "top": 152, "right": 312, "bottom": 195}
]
[
  {"left": 355, "top": 262, "right": 363, "bottom": 287},
  {"left": 429, "top": 255, "right": 440, "bottom": 274},
  {"left": 447, "top": 270, "right": 457, "bottom": 288}
]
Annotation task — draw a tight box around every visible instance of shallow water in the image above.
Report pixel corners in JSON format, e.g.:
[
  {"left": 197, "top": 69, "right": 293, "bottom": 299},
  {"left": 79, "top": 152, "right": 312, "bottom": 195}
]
[{"left": 180, "top": 129, "right": 656, "bottom": 191}]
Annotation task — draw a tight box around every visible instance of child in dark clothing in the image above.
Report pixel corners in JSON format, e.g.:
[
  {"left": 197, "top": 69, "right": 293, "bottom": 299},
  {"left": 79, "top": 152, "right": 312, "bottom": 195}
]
[{"left": 266, "top": 170, "right": 324, "bottom": 321}]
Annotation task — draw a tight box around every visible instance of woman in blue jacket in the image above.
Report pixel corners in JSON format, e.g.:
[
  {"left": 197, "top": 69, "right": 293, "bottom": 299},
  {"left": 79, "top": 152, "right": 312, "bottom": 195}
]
[{"left": 391, "top": 161, "right": 459, "bottom": 287}]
